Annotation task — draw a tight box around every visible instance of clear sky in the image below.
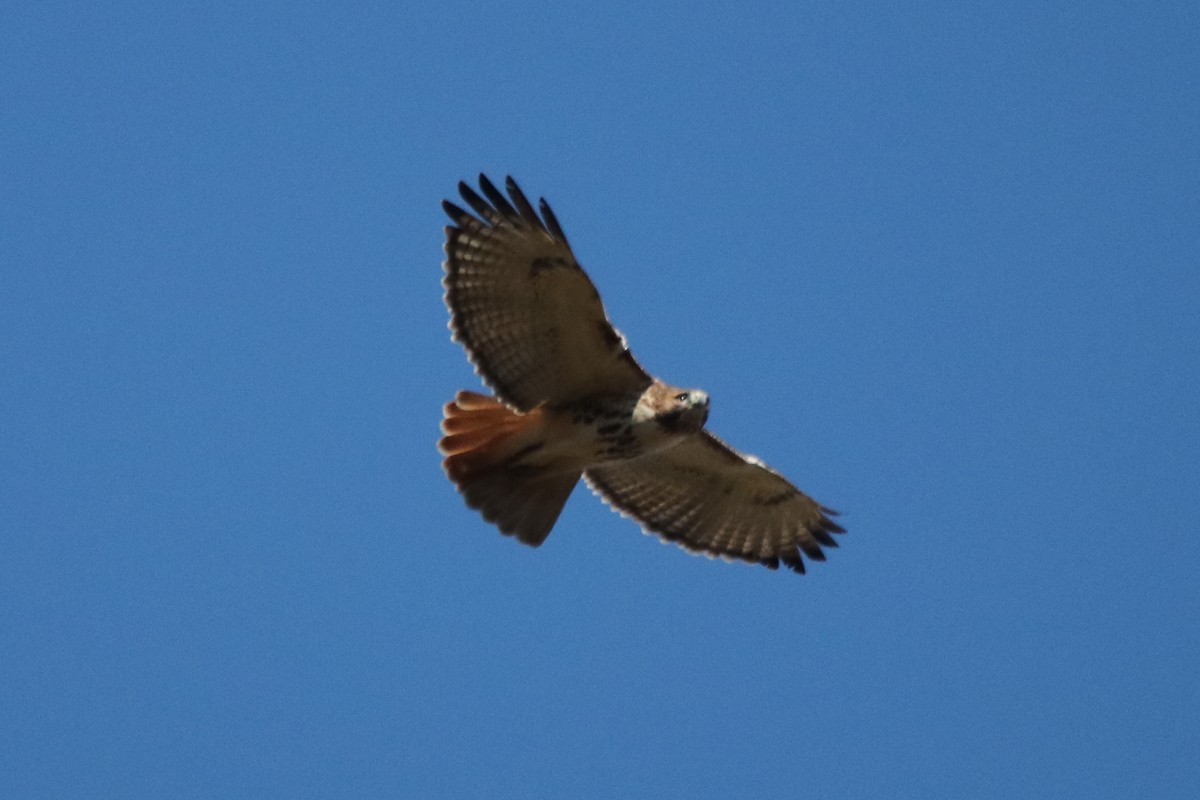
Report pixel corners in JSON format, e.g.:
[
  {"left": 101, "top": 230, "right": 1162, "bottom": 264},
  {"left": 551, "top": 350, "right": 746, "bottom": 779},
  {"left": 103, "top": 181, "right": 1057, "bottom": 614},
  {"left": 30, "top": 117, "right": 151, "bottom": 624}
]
[{"left": 3, "top": 2, "right": 1198, "bottom": 798}]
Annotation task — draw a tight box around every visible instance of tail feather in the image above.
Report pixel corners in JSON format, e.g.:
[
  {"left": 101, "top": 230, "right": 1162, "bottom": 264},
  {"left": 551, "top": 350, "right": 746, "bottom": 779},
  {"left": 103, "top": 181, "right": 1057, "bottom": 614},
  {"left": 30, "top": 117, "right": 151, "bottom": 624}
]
[
  {"left": 439, "top": 390, "right": 579, "bottom": 546},
  {"left": 440, "top": 427, "right": 510, "bottom": 458},
  {"left": 458, "top": 466, "right": 579, "bottom": 547},
  {"left": 451, "top": 390, "right": 505, "bottom": 412}
]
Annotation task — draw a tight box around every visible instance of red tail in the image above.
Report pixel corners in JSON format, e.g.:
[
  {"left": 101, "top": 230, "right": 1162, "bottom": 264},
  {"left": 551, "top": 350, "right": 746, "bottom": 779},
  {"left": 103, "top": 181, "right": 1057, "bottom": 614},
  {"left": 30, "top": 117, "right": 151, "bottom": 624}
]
[{"left": 439, "top": 391, "right": 578, "bottom": 546}]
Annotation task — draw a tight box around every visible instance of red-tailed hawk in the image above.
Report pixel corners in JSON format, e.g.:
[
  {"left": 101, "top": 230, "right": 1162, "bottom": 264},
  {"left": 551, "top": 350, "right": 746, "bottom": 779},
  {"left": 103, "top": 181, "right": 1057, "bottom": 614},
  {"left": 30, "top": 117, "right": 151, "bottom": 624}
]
[{"left": 439, "top": 175, "right": 844, "bottom": 573}]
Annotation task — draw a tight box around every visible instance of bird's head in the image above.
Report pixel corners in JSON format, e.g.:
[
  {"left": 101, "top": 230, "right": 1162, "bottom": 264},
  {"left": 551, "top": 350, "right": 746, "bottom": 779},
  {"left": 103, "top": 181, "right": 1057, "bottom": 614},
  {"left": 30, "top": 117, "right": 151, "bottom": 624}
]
[{"left": 653, "top": 386, "right": 710, "bottom": 433}]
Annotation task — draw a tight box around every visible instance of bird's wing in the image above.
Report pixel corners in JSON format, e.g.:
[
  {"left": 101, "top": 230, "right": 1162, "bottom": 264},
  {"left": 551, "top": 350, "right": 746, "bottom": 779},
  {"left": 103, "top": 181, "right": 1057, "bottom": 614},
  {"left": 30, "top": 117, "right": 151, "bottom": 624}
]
[
  {"left": 443, "top": 175, "right": 651, "bottom": 411},
  {"left": 584, "top": 431, "right": 844, "bottom": 573}
]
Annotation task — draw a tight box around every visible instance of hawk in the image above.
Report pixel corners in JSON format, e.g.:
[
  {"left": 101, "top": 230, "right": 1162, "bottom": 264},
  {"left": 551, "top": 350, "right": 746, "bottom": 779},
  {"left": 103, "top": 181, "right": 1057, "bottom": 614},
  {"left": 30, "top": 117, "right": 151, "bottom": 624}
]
[{"left": 438, "top": 175, "right": 845, "bottom": 573}]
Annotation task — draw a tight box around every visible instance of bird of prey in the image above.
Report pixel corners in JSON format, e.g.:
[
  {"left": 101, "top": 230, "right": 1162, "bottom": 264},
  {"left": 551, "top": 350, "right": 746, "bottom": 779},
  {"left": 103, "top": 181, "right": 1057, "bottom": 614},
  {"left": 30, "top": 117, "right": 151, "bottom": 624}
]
[{"left": 438, "top": 175, "right": 844, "bottom": 573}]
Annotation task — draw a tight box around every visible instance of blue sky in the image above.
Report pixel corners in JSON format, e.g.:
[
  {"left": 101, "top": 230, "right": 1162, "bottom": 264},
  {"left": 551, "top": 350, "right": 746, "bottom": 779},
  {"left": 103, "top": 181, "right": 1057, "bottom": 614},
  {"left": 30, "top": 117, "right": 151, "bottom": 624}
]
[{"left": 3, "top": 1, "right": 1198, "bottom": 797}]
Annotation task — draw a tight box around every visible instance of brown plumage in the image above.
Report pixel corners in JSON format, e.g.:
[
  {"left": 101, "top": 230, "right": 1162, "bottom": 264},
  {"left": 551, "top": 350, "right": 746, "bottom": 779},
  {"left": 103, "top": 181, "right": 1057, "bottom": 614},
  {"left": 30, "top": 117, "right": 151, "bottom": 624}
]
[
  {"left": 439, "top": 391, "right": 578, "bottom": 546},
  {"left": 439, "top": 175, "right": 845, "bottom": 573}
]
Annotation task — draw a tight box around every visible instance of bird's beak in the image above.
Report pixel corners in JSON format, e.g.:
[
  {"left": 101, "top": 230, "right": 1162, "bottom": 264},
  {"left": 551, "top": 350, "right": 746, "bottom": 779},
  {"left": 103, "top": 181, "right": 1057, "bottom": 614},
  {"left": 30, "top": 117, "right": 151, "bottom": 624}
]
[{"left": 693, "top": 391, "right": 710, "bottom": 426}]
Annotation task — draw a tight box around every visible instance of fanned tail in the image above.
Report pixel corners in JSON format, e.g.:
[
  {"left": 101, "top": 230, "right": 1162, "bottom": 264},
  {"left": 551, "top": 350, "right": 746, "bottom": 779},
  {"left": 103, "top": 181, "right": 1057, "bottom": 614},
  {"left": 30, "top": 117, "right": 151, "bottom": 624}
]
[{"left": 439, "top": 391, "right": 579, "bottom": 546}]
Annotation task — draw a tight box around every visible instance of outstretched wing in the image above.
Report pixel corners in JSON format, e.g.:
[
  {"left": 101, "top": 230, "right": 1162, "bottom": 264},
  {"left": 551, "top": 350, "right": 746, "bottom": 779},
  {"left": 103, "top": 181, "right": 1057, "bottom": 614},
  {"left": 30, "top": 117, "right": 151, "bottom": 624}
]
[
  {"left": 443, "top": 175, "right": 651, "bottom": 411},
  {"left": 584, "top": 432, "right": 845, "bottom": 573}
]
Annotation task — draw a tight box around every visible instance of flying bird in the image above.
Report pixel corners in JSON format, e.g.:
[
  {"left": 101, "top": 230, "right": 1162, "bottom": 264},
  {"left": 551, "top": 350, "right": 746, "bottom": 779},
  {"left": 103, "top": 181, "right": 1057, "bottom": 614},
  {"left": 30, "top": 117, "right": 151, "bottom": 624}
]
[{"left": 438, "top": 175, "right": 844, "bottom": 573}]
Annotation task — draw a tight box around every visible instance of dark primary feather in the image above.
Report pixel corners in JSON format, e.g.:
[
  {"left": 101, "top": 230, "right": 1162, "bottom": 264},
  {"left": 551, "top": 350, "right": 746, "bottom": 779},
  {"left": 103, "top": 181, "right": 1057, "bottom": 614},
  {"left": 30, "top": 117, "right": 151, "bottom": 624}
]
[
  {"left": 538, "top": 198, "right": 569, "bottom": 244},
  {"left": 476, "top": 174, "right": 518, "bottom": 220},
  {"left": 504, "top": 177, "right": 543, "bottom": 228},
  {"left": 457, "top": 181, "right": 504, "bottom": 223}
]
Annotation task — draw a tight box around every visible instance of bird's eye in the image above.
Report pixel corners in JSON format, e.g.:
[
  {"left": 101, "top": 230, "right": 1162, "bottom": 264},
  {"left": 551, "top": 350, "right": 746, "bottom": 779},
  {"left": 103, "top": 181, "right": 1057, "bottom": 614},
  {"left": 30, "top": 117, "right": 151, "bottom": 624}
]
[{"left": 675, "top": 392, "right": 690, "bottom": 403}]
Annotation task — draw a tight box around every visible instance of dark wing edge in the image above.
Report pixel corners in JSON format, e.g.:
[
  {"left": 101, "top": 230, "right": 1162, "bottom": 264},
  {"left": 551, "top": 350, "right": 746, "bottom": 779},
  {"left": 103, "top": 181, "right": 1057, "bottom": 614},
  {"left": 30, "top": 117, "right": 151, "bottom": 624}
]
[
  {"left": 442, "top": 175, "right": 567, "bottom": 244},
  {"left": 584, "top": 432, "right": 845, "bottom": 574},
  {"left": 441, "top": 174, "right": 649, "bottom": 410}
]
